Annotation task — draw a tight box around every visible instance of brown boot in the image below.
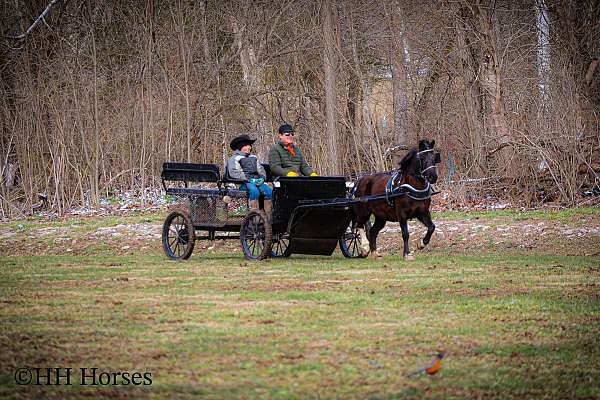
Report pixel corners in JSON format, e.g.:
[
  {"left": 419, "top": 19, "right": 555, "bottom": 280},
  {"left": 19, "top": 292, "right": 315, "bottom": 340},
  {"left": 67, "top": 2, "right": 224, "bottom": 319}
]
[
  {"left": 263, "top": 199, "right": 272, "bottom": 221},
  {"left": 249, "top": 199, "right": 259, "bottom": 211}
]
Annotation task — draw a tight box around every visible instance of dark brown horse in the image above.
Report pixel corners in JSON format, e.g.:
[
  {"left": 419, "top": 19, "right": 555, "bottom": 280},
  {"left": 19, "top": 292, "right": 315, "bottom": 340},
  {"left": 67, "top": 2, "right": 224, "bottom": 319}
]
[{"left": 353, "top": 139, "right": 440, "bottom": 260}]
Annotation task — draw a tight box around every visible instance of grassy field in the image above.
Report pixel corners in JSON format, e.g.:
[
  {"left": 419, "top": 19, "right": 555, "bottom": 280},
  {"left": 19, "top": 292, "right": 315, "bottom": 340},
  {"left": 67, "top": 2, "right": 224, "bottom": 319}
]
[{"left": 1, "top": 208, "right": 599, "bottom": 399}]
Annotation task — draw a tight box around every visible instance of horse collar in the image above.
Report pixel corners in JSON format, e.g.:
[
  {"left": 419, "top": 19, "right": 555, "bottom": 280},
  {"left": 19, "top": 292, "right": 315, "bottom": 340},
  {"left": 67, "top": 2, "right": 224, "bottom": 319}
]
[{"left": 385, "top": 171, "right": 432, "bottom": 205}]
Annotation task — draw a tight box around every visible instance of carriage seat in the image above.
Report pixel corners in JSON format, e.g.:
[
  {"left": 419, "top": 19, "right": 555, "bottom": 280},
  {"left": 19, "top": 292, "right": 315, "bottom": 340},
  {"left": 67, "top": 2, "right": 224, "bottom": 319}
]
[{"left": 161, "top": 163, "right": 221, "bottom": 184}]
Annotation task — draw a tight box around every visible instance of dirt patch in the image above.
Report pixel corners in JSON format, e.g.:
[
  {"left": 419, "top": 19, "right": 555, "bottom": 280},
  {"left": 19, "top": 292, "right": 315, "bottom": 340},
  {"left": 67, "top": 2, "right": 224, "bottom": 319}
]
[
  {"left": 1, "top": 212, "right": 599, "bottom": 257},
  {"left": 374, "top": 215, "right": 600, "bottom": 256}
]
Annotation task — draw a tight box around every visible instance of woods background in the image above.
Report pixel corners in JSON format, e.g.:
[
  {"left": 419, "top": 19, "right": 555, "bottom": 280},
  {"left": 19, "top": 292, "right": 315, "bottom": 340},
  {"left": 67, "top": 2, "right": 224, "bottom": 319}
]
[{"left": 0, "top": 0, "right": 598, "bottom": 217}]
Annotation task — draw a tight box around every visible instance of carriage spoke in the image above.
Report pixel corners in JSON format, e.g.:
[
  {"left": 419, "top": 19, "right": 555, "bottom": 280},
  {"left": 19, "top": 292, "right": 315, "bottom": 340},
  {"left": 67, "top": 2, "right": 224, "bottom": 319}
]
[
  {"left": 247, "top": 219, "right": 257, "bottom": 235},
  {"left": 173, "top": 239, "right": 181, "bottom": 256},
  {"left": 255, "top": 240, "right": 262, "bottom": 255},
  {"left": 340, "top": 222, "right": 369, "bottom": 258}
]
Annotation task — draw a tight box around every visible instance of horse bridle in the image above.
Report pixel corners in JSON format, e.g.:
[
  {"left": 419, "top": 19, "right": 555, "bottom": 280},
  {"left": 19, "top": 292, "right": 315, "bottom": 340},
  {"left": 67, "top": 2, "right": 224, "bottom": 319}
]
[{"left": 416, "top": 148, "right": 441, "bottom": 177}]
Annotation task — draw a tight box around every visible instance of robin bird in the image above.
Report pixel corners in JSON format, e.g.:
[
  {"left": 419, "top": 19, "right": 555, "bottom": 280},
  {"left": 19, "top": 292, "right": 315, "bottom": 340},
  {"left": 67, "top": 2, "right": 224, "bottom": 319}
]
[{"left": 407, "top": 353, "right": 444, "bottom": 377}]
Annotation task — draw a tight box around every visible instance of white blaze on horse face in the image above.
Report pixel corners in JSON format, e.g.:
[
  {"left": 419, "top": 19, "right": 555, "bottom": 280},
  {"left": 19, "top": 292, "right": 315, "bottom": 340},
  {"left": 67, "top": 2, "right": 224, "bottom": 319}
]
[{"left": 358, "top": 228, "right": 370, "bottom": 256}]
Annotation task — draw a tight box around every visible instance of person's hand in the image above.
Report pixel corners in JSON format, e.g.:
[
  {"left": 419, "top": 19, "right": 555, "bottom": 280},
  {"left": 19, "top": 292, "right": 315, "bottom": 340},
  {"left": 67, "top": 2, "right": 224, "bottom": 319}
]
[
  {"left": 309, "top": 172, "right": 318, "bottom": 177},
  {"left": 286, "top": 171, "right": 299, "bottom": 177},
  {"left": 254, "top": 177, "right": 264, "bottom": 186}
]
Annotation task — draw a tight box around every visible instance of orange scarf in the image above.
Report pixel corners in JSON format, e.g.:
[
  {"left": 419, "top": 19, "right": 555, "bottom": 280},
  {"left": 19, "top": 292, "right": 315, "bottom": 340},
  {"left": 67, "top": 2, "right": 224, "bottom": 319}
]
[{"left": 285, "top": 143, "right": 296, "bottom": 157}]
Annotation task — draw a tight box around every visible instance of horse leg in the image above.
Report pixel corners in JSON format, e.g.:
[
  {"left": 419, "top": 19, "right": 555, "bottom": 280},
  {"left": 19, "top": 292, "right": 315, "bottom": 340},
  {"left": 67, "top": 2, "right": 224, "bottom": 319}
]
[
  {"left": 356, "top": 227, "right": 369, "bottom": 256},
  {"left": 354, "top": 206, "right": 372, "bottom": 257},
  {"left": 399, "top": 218, "right": 414, "bottom": 261},
  {"left": 417, "top": 212, "right": 435, "bottom": 250},
  {"left": 368, "top": 217, "right": 386, "bottom": 258}
]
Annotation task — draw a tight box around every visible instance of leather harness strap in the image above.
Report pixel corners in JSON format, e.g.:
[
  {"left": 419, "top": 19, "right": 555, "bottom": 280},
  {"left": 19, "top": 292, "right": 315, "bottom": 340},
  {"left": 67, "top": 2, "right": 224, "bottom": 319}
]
[{"left": 385, "top": 170, "right": 433, "bottom": 205}]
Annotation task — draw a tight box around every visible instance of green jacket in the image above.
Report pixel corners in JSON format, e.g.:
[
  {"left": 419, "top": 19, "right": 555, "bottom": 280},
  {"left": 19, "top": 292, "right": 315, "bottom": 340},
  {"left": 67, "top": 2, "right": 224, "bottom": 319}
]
[{"left": 268, "top": 142, "right": 314, "bottom": 177}]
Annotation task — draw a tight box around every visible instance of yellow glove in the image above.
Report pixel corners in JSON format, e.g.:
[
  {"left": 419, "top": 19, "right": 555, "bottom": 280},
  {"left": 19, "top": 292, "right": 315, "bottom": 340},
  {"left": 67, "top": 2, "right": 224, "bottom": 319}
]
[
  {"left": 286, "top": 171, "right": 299, "bottom": 177},
  {"left": 309, "top": 172, "right": 318, "bottom": 177}
]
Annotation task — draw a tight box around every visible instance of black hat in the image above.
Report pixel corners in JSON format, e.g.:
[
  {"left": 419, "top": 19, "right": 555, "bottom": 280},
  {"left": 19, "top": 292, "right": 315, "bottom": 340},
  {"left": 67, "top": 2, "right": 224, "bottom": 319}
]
[
  {"left": 230, "top": 134, "right": 257, "bottom": 151},
  {"left": 278, "top": 124, "right": 295, "bottom": 134}
]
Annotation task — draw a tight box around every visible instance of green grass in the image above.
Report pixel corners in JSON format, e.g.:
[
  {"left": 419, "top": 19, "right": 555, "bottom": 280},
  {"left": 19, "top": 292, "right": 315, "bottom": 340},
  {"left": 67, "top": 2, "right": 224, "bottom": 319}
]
[
  {"left": 1, "top": 251, "right": 599, "bottom": 399},
  {"left": 0, "top": 209, "right": 599, "bottom": 399}
]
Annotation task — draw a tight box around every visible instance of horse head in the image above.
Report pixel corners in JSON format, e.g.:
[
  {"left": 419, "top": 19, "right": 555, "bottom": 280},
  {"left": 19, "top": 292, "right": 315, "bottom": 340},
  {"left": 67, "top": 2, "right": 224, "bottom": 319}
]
[{"left": 399, "top": 139, "right": 440, "bottom": 184}]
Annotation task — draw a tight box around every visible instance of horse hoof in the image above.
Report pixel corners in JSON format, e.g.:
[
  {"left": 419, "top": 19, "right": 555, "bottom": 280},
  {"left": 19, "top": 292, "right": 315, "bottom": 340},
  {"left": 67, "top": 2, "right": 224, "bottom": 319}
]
[
  {"left": 403, "top": 254, "right": 415, "bottom": 261},
  {"left": 417, "top": 242, "right": 425, "bottom": 250},
  {"left": 370, "top": 251, "right": 382, "bottom": 259}
]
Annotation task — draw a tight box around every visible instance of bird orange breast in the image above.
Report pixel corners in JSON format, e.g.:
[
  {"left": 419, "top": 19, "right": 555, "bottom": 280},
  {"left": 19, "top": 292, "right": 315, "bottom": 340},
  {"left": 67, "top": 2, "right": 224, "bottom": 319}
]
[{"left": 425, "top": 359, "right": 442, "bottom": 375}]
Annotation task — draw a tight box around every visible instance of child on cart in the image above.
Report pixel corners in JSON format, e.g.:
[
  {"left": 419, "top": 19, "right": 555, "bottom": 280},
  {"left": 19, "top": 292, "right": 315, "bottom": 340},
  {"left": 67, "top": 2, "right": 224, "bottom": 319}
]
[{"left": 227, "top": 134, "right": 272, "bottom": 214}]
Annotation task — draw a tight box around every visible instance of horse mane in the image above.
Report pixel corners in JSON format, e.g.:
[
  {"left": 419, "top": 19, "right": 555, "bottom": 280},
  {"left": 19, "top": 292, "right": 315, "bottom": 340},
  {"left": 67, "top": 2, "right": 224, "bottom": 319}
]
[{"left": 399, "top": 148, "right": 417, "bottom": 173}]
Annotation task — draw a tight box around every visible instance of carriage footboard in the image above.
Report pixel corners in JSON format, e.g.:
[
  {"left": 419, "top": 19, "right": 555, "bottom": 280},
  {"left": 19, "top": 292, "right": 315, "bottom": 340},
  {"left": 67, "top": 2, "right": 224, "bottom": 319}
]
[{"left": 285, "top": 205, "right": 354, "bottom": 256}]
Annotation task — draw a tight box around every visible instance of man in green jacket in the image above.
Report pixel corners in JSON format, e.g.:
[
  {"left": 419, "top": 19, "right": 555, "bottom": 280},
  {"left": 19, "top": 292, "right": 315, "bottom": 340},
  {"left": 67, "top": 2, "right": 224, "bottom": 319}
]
[{"left": 268, "top": 124, "right": 318, "bottom": 177}]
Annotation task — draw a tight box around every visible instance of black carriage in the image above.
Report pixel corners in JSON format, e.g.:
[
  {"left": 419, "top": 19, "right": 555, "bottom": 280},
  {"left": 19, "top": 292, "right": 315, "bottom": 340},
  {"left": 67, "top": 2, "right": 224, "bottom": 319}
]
[{"left": 160, "top": 162, "right": 368, "bottom": 261}]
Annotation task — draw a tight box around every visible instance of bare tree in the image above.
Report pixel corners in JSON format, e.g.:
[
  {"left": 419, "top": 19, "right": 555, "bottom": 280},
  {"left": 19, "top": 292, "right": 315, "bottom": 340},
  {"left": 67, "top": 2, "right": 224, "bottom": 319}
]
[
  {"left": 0, "top": 0, "right": 598, "bottom": 217},
  {"left": 321, "top": 0, "right": 341, "bottom": 175},
  {"left": 385, "top": 0, "right": 410, "bottom": 149}
]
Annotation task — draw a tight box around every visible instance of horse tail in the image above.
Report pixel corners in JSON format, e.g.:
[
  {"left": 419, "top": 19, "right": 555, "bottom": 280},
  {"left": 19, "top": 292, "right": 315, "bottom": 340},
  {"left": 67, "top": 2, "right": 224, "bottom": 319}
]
[
  {"left": 353, "top": 175, "right": 374, "bottom": 197},
  {"left": 349, "top": 179, "right": 359, "bottom": 198}
]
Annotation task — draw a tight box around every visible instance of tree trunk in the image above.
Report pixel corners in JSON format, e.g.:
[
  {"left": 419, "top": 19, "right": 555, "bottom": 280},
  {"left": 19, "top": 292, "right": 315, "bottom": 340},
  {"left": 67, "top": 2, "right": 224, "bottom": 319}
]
[
  {"left": 230, "top": 15, "right": 269, "bottom": 158},
  {"left": 454, "top": 4, "right": 485, "bottom": 175},
  {"left": 536, "top": 0, "right": 551, "bottom": 107},
  {"left": 91, "top": 25, "right": 100, "bottom": 204},
  {"left": 415, "top": 40, "right": 453, "bottom": 136},
  {"left": 345, "top": 2, "right": 365, "bottom": 174},
  {"left": 386, "top": 0, "right": 410, "bottom": 149},
  {"left": 174, "top": 0, "right": 192, "bottom": 163},
  {"left": 474, "top": 3, "right": 513, "bottom": 173},
  {"left": 321, "top": 0, "right": 340, "bottom": 175}
]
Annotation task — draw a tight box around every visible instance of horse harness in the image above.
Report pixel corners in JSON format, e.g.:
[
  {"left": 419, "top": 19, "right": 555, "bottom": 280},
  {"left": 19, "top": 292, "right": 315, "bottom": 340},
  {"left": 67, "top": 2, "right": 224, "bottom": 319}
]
[
  {"left": 385, "top": 171, "right": 433, "bottom": 205},
  {"left": 384, "top": 148, "right": 441, "bottom": 205}
]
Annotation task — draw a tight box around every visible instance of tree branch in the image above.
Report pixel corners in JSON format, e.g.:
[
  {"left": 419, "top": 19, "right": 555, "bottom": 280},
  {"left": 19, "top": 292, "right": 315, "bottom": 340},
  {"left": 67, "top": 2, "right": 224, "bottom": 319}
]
[{"left": 8, "top": 0, "right": 61, "bottom": 40}]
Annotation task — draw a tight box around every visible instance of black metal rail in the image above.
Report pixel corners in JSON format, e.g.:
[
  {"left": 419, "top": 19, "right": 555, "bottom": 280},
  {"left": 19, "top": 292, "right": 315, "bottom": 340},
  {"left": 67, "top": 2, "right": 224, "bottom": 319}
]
[
  {"left": 297, "top": 188, "right": 440, "bottom": 208},
  {"left": 166, "top": 187, "right": 247, "bottom": 198}
]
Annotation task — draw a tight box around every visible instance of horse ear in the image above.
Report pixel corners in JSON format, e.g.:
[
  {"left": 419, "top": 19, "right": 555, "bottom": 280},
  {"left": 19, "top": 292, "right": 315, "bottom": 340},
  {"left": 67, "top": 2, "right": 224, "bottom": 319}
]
[
  {"left": 430, "top": 139, "right": 436, "bottom": 148},
  {"left": 399, "top": 149, "right": 416, "bottom": 171}
]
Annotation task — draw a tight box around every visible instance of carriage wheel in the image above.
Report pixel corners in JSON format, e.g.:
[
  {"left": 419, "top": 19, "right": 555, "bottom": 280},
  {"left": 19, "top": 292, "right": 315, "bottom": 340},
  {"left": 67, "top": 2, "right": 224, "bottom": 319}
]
[
  {"left": 240, "top": 210, "right": 272, "bottom": 261},
  {"left": 339, "top": 219, "right": 372, "bottom": 258},
  {"left": 162, "top": 210, "right": 196, "bottom": 260},
  {"left": 271, "top": 233, "right": 290, "bottom": 258}
]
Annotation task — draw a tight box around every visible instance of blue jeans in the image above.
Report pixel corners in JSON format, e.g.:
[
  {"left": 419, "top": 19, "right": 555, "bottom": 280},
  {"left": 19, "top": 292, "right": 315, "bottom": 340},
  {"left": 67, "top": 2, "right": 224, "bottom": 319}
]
[{"left": 241, "top": 182, "right": 272, "bottom": 200}]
